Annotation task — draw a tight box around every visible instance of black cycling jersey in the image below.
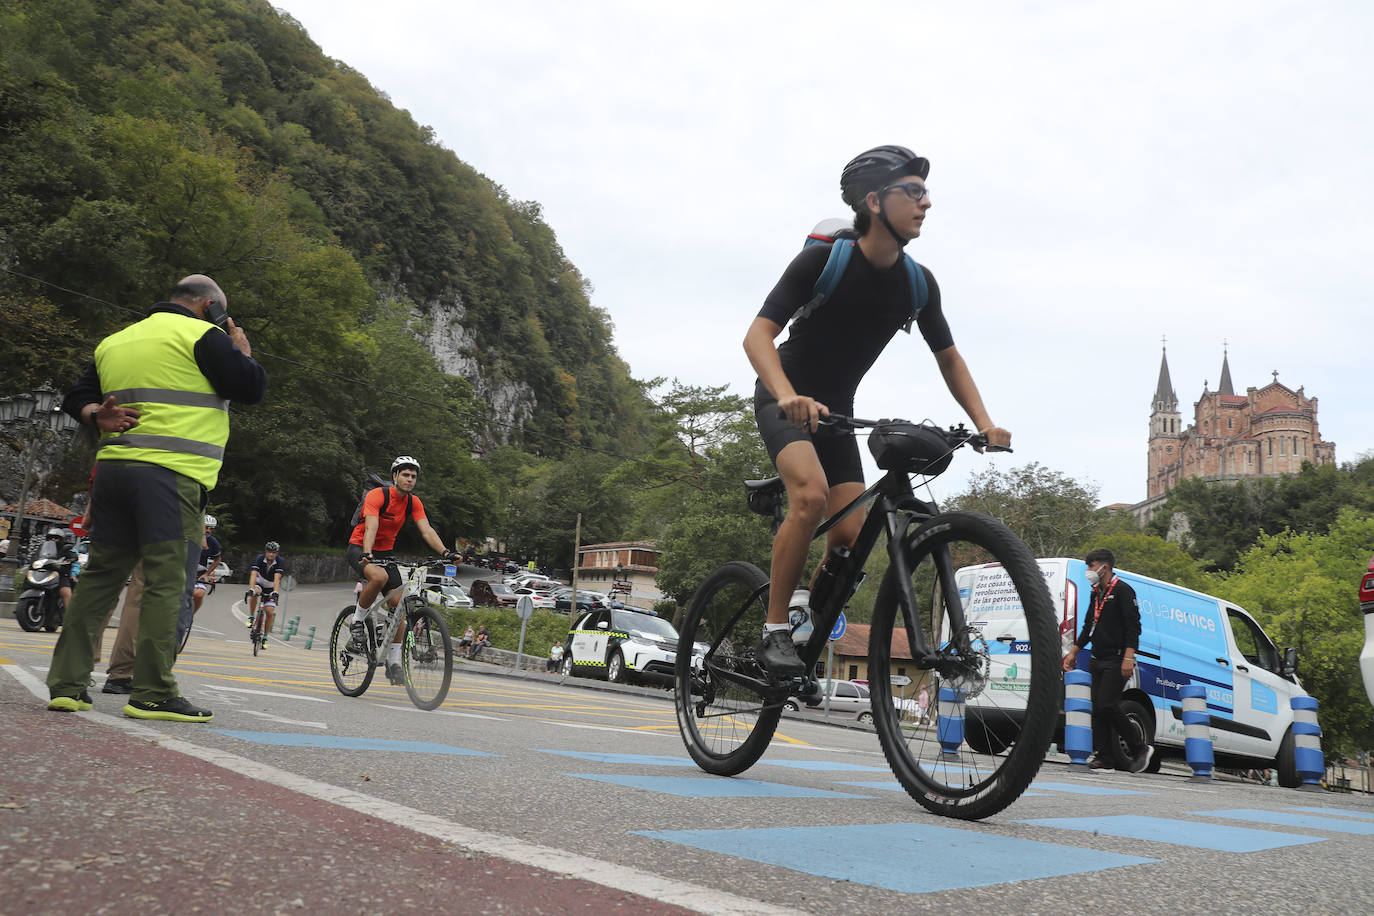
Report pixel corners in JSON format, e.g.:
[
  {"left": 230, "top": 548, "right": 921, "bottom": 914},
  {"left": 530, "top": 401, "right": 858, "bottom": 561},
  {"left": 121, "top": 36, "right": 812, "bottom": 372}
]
[{"left": 757, "top": 243, "right": 954, "bottom": 411}]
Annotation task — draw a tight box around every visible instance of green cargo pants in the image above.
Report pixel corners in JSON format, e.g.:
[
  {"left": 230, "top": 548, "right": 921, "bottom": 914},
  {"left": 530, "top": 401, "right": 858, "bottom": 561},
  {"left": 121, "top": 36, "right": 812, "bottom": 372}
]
[{"left": 47, "top": 460, "right": 203, "bottom": 704}]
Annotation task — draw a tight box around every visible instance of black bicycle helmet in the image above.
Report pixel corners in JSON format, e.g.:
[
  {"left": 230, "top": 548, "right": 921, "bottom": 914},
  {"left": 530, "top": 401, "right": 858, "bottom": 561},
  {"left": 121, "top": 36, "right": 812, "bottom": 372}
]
[
  {"left": 265, "top": 541, "right": 280, "bottom": 552},
  {"left": 839, "top": 145, "right": 930, "bottom": 209}
]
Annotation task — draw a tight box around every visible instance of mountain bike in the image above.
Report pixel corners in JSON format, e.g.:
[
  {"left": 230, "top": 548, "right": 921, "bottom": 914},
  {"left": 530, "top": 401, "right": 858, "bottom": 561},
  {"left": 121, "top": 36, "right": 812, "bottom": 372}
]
[
  {"left": 674, "top": 416, "right": 1058, "bottom": 820},
  {"left": 328, "top": 558, "right": 453, "bottom": 710}
]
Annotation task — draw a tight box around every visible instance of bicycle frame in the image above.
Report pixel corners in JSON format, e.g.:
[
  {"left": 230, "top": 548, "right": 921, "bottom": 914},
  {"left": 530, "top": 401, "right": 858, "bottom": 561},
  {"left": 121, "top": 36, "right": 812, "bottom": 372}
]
[
  {"left": 359, "top": 562, "right": 428, "bottom": 664},
  {"left": 706, "top": 466, "right": 972, "bottom": 701}
]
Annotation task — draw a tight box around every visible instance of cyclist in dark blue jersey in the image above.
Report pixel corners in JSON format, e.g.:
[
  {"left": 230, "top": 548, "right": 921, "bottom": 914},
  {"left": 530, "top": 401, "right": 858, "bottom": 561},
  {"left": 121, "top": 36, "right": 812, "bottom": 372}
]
[
  {"left": 246, "top": 542, "right": 286, "bottom": 648},
  {"left": 743, "top": 145, "right": 1011, "bottom": 677}
]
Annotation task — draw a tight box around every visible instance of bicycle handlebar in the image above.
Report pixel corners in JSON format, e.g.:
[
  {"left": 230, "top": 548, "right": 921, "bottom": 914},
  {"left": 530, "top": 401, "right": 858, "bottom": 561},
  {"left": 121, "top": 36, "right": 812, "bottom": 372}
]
[{"left": 778, "top": 409, "right": 1013, "bottom": 454}]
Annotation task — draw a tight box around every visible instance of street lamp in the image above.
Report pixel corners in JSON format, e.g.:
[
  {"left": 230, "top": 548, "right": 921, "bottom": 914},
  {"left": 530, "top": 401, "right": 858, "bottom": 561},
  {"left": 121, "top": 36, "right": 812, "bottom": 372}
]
[{"left": 4, "top": 383, "right": 68, "bottom": 560}]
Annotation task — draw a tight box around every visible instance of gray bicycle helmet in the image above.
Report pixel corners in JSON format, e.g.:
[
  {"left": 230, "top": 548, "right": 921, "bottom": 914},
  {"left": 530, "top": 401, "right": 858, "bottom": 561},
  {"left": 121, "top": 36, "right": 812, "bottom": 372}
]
[
  {"left": 391, "top": 455, "right": 420, "bottom": 474},
  {"left": 839, "top": 145, "right": 930, "bottom": 209}
]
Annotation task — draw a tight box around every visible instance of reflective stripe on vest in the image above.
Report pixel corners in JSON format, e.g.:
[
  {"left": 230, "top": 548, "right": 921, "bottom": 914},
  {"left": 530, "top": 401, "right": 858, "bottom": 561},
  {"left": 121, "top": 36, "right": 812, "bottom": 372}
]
[{"left": 95, "top": 311, "right": 230, "bottom": 490}]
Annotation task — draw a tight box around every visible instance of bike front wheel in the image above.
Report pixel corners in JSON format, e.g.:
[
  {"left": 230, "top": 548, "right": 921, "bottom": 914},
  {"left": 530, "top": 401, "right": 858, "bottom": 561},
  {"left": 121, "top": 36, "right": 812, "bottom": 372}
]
[
  {"left": 868, "top": 510, "right": 1058, "bottom": 820},
  {"left": 674, "top": 561, "right": 781, "bottom": 776},
  {"left": 403, "top": 601, "right": 453, "bottom": 710},
  {"left": 329, "top": 606, "right": 376, "bottom": 697}
]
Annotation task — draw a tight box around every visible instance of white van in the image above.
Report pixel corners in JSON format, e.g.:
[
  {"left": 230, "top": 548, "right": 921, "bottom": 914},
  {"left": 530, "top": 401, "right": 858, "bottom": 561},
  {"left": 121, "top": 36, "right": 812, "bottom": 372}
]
[{"left": 947, "top": 558, "right": 1309, "bottom": 785}]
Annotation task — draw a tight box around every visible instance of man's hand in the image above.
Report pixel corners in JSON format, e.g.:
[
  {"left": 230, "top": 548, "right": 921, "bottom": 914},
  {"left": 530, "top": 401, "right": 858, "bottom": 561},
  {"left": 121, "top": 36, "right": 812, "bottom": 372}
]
[
  {"left": 779, "top": 394, "right": 829, "bottom": 433},
  {"left": 975, "top": 425, "right": 1011, "bottom": 454},
  {"left": 94, "top": 396, "right": 140, "bottom": 433},
  {"left": 443, "top": 549, "right": 459, "bottom": 562},
  {"left": 1061, "top": 649, "right": 1079, "bottom": 672},
  {"left": 1121, "top": 656, "right": 1136, "bottom": 678},
  {"left": 226, "top": 317, "right": 251, "bottom": 358}
]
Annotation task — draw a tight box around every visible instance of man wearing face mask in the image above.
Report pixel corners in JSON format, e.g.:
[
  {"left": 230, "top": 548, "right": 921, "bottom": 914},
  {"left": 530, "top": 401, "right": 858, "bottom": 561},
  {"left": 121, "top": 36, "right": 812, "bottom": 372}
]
[{"left": 1061, "top": 547, "right": 1152, "bottom": 773}]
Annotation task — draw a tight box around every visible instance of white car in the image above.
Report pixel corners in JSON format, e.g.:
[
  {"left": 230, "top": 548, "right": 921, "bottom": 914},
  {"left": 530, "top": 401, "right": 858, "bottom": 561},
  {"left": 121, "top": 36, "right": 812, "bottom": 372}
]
[
  {"left": 562, "top": 606, "right": 703, "bottom": 685},
  {"left": 789, "top": 679, "right": 921, "bottom": 723},
  {"left": 510, "top": 586, "right": 556, "bottom": 609},
  {"left": 422, "top": 582, "right": 474, "bottom": 609}
]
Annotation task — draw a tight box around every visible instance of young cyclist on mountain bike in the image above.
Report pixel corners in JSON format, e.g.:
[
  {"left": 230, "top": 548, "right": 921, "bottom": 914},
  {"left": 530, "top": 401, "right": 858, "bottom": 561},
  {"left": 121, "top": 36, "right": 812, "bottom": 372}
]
[
  {"left": 246, "top": 541, "right": 286, "bottom": 650},
  {"left": 743, "top": 145, "right": 1011, "bottom": 679},
  {"left": 345, "top": 456, "right": 458, "bottom": 684}
]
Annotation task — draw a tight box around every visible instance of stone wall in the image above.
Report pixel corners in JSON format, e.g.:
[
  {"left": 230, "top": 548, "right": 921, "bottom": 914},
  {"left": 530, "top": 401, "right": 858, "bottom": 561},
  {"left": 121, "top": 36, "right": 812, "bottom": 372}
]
[{"left": 219, "top": 550, "right": 353, "bottom": 585}]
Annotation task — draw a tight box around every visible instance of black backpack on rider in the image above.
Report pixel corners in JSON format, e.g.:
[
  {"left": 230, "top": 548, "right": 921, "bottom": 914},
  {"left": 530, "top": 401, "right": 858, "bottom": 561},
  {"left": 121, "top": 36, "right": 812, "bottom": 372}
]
[{"left": 348, "top": 471, "right": 414, "bottom": 529}]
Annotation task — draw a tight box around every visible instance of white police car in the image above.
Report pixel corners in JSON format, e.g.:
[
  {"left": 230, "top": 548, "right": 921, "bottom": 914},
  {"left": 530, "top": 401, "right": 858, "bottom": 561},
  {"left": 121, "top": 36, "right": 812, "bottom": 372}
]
[{"left": 561, "top": 606, "right": 699, "bottom": 685}]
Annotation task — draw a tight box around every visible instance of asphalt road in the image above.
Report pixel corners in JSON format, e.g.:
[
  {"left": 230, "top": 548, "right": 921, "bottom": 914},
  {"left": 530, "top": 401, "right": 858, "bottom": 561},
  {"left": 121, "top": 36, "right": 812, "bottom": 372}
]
[{"left": 3, "top": 575, "right": 1373, "bottom": 915}]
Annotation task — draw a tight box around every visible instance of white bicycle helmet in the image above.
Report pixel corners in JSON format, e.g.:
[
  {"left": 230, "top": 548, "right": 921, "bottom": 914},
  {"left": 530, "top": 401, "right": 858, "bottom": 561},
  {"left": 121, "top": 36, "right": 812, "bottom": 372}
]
[
  {"left": 391, "top": 455, "right": 420, "bottom": 474},
  {"left": 204, "top": 514, "right": 217, "bottom": 528}
]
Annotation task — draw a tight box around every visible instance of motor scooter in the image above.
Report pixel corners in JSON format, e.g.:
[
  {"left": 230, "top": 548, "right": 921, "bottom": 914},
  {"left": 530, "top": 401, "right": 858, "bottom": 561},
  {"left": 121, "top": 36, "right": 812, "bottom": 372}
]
[{"left": 14, "top": 555, "right": 71, "bottom": 632}]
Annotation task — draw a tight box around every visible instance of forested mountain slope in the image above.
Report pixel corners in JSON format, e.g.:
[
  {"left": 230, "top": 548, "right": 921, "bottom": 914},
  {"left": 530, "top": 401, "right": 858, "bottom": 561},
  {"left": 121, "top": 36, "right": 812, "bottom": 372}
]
[{"left": 0, "top": 0, "right": 655, "bottom": 543}]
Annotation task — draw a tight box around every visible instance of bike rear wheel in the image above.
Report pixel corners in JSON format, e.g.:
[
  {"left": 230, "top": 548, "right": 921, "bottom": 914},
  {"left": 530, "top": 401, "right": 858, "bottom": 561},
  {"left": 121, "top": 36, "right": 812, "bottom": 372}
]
[
  {"left": 868, "top": 510, "right": 1058, "bottom": 820},
  {"left": 402, "top": 600, "right": 452, "bottom": 710},
  {"left": 329, "top": 606, "right": 376, "bottom": 697},
  {"left": 674, "top": 561, "right": 782, "bottom": 776}
]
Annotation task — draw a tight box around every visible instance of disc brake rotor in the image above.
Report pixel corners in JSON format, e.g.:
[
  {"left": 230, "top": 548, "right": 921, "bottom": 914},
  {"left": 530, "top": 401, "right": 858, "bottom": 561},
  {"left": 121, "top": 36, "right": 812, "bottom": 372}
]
[{"left": 937, "top": 625, "right": 991, "bottom": 699}]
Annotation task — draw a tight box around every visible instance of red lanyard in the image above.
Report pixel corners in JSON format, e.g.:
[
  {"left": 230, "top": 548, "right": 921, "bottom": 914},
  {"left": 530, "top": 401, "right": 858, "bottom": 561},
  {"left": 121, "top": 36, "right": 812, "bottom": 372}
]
[{"left": 1090, "top": 577, "right": 1117, "bottom": 627}]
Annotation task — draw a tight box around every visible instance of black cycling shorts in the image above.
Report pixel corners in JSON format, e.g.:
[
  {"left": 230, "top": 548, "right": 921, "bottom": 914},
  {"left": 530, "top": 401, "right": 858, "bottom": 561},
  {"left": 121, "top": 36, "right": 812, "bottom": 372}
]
[
  {"left": 753, "top": 381, "right": 864, "bottom": 487},
  {"left": 345, "top": 544, "right": 401, "bottom": 593}
]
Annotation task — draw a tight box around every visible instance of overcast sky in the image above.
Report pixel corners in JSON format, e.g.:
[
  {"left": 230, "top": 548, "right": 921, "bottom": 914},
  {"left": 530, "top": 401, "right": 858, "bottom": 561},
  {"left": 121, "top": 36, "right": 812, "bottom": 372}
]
[{"left": 277, "top": 0, "right": 1373, "bottom": 507}]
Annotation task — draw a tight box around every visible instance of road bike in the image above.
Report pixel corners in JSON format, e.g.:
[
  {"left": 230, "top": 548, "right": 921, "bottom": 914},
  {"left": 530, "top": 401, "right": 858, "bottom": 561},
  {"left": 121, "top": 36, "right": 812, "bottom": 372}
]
[
  {"left": 246, "top": 589, "right": 277, "bottom": 657},
  {"left": 328, "top": 558, "right": 454, "bottom": 710},
  {"left": 674, "top": 416, "right": 1058, "bottom": 820}
]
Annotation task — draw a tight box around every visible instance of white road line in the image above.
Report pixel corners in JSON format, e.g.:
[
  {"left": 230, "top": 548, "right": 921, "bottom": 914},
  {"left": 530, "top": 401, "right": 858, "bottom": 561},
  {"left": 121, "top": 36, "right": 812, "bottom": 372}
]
[
  {"left": 239, "top": 710, "right": 329, "bottom": 729},
  {"left": 3, "top": 664, "right": 798, "bottom": 916},
  {"left": 372, "top": 703, "right": 506, "bottom": 721},
  {"left": 541, "top": 720, "right": 675, "bottom": 739},
  {"left": 201, "top": 684, "right": 333, "bottom": 703}
]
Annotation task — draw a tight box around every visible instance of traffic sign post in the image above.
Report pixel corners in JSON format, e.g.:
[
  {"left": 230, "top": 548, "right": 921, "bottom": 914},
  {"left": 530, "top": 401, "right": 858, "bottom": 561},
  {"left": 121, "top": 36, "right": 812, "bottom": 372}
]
[
  {"left": 515, "top": 596, "right": 535, "bottom": 674},
  {"left": 823, "top": 612, "right": 848, "bottom": 716}
]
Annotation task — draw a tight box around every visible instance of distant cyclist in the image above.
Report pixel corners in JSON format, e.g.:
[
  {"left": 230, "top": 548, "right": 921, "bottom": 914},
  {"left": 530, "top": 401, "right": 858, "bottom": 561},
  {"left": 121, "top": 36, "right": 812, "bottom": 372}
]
[
  {"left": 191, "top": 515, "right": 221, "bottom": 616},
  {"left": 246, "top": 541, "right": 286, "bottom": 649},
  {"left": 346, "top": 456, "right": 458, "bottom": 684}
]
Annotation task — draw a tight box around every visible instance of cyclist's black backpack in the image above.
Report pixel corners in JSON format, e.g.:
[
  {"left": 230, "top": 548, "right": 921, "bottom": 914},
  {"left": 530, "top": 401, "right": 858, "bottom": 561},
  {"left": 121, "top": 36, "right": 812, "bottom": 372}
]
[
  {"left": 348, "top": 472, "right": 413, "bottom": 528},
  {"left": 794, "top": 218, "right": 928, "bottom": 333}
]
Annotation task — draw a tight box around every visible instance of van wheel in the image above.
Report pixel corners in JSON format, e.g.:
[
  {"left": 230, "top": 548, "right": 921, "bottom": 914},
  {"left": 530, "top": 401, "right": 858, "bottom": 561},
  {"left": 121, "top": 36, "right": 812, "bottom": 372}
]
[
  {"left": 1275, "top": 727, "right": 1301, "bottom": 788},
  {"left": 1110, "top": 698, "right": 1153, "bottom": 770}
]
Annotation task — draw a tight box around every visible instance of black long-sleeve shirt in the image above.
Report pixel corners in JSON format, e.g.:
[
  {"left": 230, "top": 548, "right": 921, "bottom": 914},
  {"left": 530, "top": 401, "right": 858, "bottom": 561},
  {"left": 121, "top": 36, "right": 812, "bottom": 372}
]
[
  {"left": 62, "top": 303, "right": 267, "bottom": 420},
  {"left": 1074, "top": 576, "right": 1141, "bottom": 659}
]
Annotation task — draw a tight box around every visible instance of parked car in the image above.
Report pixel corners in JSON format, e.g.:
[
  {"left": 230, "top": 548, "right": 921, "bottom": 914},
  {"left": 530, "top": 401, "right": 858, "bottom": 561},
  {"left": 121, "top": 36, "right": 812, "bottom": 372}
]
[
  {"left": 469, "top": 579, "right": 518, "bottom": 608},
  {"left": 562, "top": 606, "right": 702, "bottom": 685},
  {"left": 421, "top": 581, "right": 474, "bottom": 610},
  {"left": 784, "top": 679, "right": 919, "bottom": 723},
  {"left": 505, "top": 573, "right": 558, "bottom": 590},
  {"left": 510, "top": 586, "right": 556, "bottom": 609},
  {"left": 551, "top": 586, "right": 605, "bottom": 615}
]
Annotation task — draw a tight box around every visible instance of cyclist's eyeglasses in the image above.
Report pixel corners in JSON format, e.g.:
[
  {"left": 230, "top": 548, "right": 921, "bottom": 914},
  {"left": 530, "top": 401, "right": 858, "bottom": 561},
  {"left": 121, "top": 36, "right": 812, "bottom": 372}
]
[{"left": 882, "top": 181, "right": 929, "bottom": 203}]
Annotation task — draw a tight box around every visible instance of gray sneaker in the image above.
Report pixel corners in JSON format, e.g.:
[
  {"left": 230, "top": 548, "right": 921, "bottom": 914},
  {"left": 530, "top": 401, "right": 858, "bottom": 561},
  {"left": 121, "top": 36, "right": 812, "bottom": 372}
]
[
  {"left": 385, "top": 662, "right": 405, "bottom": 686},
  {"left": 757, "top": 630, "right": 806, "bottom": 679}
]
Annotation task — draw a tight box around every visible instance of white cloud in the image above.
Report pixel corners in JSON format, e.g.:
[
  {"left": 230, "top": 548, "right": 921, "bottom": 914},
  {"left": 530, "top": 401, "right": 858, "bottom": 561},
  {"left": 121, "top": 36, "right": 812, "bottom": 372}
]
[{"left": 277, "top": 0, "right": 1374, "bottom": 505}]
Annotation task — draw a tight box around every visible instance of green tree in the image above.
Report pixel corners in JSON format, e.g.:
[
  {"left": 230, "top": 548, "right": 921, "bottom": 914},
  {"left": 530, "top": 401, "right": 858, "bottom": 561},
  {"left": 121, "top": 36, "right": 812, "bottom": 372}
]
[
  {"left": 1213, "top": 510, "right": 1374, "bottom": 756},
  {"left": 949, "top": 462, "right": 1100, "bottom": 559}
]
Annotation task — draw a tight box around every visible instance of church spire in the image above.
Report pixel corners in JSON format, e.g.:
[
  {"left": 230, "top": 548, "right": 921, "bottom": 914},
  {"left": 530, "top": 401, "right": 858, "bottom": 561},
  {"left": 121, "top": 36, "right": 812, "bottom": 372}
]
[
  {"left": 1218, "top": 342, "right": 1234, "bottom": 396},
  {"left": 1153, "top": 341, "right": 1177, "bottom": 411}
]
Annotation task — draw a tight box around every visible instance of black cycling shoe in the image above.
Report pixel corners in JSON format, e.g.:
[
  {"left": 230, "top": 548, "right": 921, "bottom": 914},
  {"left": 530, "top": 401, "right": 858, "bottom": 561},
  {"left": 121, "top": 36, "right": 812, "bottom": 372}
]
[
  {"left": 347, "top": 620, "right": 369, "bottom": 654},
  {"left": 757, "top": 630, "right": 806, "bottom": 679},
  {"left": 122, "top": 695, "right": 213, "bottom": 723},
  {"left": 102, "top": 677, "right": 133, "bottom": 695},
  {"left": 385, "top": 662, "right": 405, "bottom": 686}
]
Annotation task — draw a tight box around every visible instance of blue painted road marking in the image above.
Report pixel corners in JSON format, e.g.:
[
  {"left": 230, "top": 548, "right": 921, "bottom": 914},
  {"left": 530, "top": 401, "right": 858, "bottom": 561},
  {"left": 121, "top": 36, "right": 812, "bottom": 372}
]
[
  {"left": 761, "top": 759, "right": 889, "bottom": 772},
  {"left": 635, "top": 822, "right": 1156, "bottom": 893},
  {"left": 1032, "top": 781, "right": 1154, "bottom": 796},
  {"left": 568, "top": 774, "right": 869, "bottom": 798},
  {"left": 1196, "top": 809, "right": 1374, "bottom": 835},
  {"left": 1286, "top": 806, "right": 1374, "bottom": 822},
  {"left": 534, "top": 749, "right": 697, "bottom": 766},
  {"left": 1019, "top": 814, "right": 1324, "bottom": 852},
  {"left": 214, "top": 731, "right": 497, "bottom": 756}
]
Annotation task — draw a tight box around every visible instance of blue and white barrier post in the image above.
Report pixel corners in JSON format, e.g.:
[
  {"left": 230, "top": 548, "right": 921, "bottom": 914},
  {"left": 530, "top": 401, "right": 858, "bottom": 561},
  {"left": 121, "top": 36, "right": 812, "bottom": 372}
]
[
  {"left": 937, "top": 685, "right": 965, "bottom": 756},
  {"left": 1291, "top": 696, "right": 1324, "bottom": 791},
  {"left": 1063, "top": 670, "right": 1093, "bottom": 770},
  {"left": 1181, "top": 685, "right": 1213, "bottom": 782}
]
